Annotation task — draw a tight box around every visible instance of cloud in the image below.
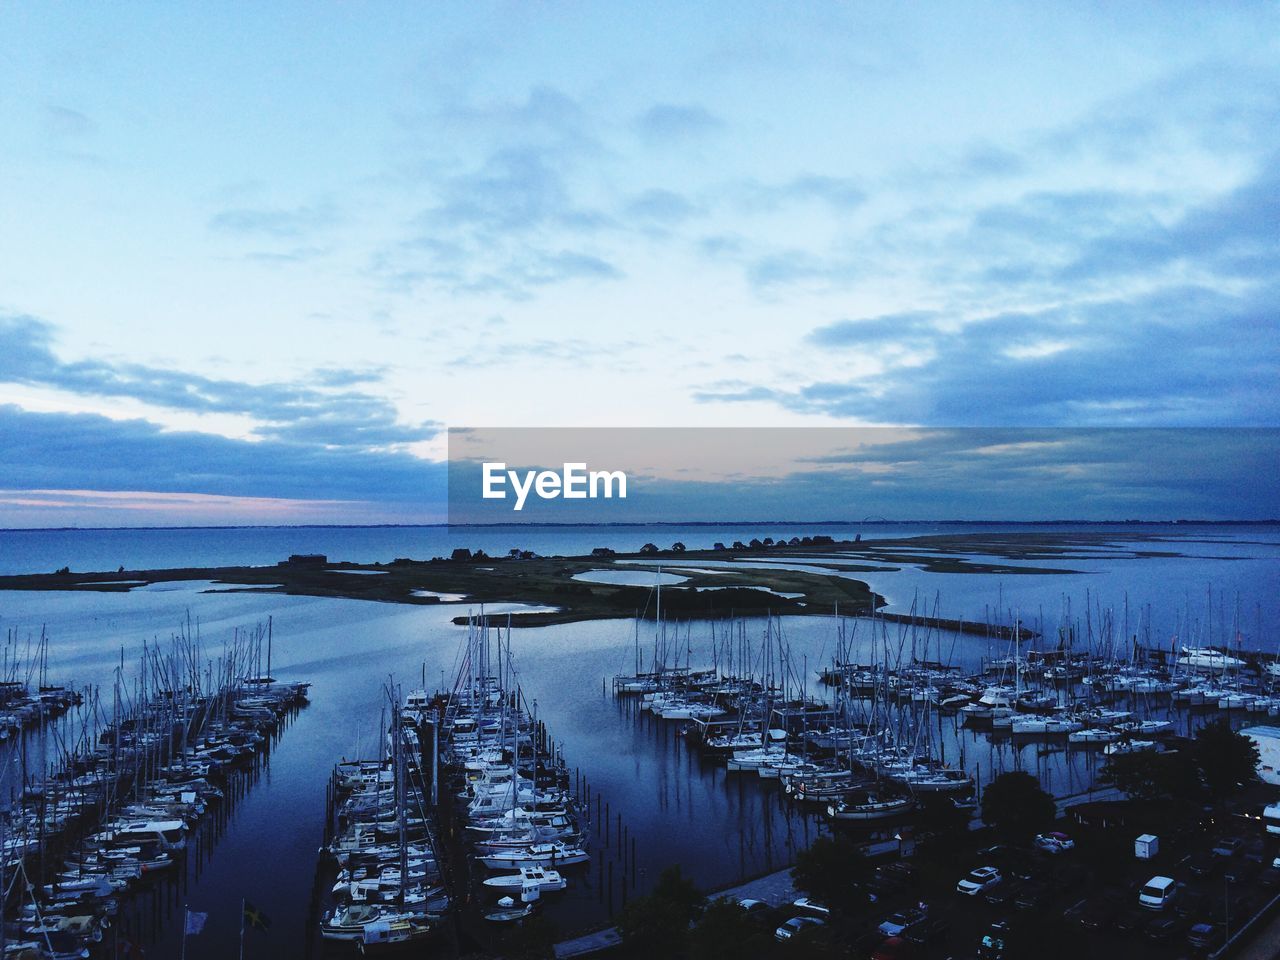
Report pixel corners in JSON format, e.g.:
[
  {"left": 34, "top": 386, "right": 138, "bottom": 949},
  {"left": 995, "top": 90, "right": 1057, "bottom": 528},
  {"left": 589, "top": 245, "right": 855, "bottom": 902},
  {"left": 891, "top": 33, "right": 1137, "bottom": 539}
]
[
  {"left": 448, "top": 426, "right": 1280, "bottom": 522},
  {"left": 384, "top": 129, "right": 623, "bottom": 298},
  {"left": 701, "top": 282, "right": 1280, "bottom": 426},
  {"left": 451, "top": 335, "right": 641, "bottom": 369},
  {"left": 0, "top": 315, "right": 436, "bottom": 447},
  {"left": 0, "top": 404, "right": 446, "bottom": 519},
  {"left": 707, "top": 137, "right": 1280, "bottom": 424},
  {"left": 746, "top": 250, "right": 855, "bottom": 290},
  {"left": 43, "top": 105, "right": 97, "bottom": 139},
  {"left": 429, "top": 147, "right": 607, "bottom": 234},
  {"left": 807, "top": 312, "right": 939, "bottom": 348},
  {"left": 209, "top": 202, "right": 341, "bottom": 239},
  {"left": 625, "top": 188, "right": 698, "bottom": 225},
  {"left": 744, "top": 174, "right": 866, "bottom": 212},
  {"left": 635, "top": 103, "right": 722, "bottom": 142}
]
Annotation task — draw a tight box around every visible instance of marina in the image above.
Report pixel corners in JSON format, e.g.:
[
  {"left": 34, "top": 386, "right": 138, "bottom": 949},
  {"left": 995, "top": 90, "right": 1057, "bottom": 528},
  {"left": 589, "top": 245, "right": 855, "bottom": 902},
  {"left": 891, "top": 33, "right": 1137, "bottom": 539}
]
[
  {"left": 0, "top": 619, "right": 309, "bottom": 957},
  {"left": 0, "top": 524, "right": 1274, "bottom": 956}
]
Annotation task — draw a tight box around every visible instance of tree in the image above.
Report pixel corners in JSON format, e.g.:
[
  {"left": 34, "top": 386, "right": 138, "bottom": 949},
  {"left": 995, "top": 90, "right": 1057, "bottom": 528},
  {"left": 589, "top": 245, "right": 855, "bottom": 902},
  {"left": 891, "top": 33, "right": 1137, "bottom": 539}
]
[
  {"left": 688, "top": 898, "right": 773, "bottom": 960},
  {"left": 915, "top": 796, "right": 973, "bottom": 862},
  {"left": 791, "top": 834, "right": 871, "bottom": 913},
  {"left": 500, "top": 913, "right": 559, "bottom": 960},
  {"left": 652, "top": 864, "right": 704, "bottom": 920},
  {"left": 616, "top": 893, "right": 689, "bottom": 956},
  {"left": 980, "top": 771, "right": 1055, "bottom": 841},
  {"left": 1100, "top": 751, "right": 1165, "bottom": 802},
  {"left": 1195, "top": 719, "right": 1260, "bottom": 798},
  {"left": 1101, "top": 749, "right": 1200, "bottom": 802},
  {"left": 671, "top": 541, "right": 687, "bottom": 552},
  {"left": 617, "top": 866, "right": 704, "bottom": 955}
]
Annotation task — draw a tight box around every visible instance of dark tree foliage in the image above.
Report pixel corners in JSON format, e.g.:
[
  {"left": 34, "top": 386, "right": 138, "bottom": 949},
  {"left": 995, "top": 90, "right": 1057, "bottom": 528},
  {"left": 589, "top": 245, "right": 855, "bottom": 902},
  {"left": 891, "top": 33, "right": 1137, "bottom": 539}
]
[
  {"left": 780, "top": 923, "right": 840, "bottom": 959},
  {"left": 617, "top": 865, "right": 705, "bottom": 955},
  {"left": 790, "top": 834, "right": 872, "bottom": 913},
  {"left": 980, "top": 771, "right": 1056, "bottom": 841},
  {"left": 616, "top": 894, "right": 689, "bottom": 957},
  {"left": 1194, "top": 719, "right": 1260, "bottom": 797},
  {"left": 652, "top": 864, "right": 705, "bottom": 920},
  {"left": 1101, "top": 748, "right": 1201, "bottom": 802},
  {"left": 915, "top": 795, "right": 974, "bottom": 862},
  {"left": 688, "top": 897, "right": 774, "bottom": 960},
  {"left": 500, "top": 913, "right": 559, "bottom": 960}
]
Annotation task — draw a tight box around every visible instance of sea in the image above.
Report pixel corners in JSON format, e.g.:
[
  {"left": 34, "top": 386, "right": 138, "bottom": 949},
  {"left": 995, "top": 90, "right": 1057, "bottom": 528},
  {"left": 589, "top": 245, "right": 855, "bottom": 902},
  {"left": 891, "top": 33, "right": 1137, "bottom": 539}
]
[{"left": 0, "top": 523, "right": 1276, "bottom": 956}]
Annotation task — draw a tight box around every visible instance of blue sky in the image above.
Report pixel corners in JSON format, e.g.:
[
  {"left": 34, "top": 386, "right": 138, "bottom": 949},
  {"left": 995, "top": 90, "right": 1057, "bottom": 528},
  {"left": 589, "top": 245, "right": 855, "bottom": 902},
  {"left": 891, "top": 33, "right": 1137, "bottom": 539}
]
[{"left": 1, "top": 3, "right": 1277, "bottom": 525}]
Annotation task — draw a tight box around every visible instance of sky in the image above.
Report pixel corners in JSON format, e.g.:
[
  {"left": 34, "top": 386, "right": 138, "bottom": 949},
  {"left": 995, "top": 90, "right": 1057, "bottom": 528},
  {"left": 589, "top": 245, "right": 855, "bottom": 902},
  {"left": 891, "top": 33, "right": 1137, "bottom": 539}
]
[{"left": 1, "top": 3, "right": 1277, "bottom": 525}]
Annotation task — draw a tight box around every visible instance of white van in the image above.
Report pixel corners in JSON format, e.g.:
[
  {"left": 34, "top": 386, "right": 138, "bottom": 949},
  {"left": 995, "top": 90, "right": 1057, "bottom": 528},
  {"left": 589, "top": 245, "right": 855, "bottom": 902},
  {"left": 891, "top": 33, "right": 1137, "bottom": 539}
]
[{"left": 1138, "top": 875, "right": 1177, "bottom": 910}]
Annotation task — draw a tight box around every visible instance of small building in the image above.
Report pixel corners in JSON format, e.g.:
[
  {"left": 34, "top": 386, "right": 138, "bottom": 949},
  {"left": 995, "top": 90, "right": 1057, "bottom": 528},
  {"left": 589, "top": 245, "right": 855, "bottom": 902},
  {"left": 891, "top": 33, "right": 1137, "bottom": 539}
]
[
  {"left": 281, "top": 553, "right": 327, "bottom": 566},
  {"left": 1242, "top": 725, "right": 1280, "bottom": 785},
  {"left": 591, "top": 547, "right": 616, "bottom": 557},
  {"left": 713, "top": 542, "right": 726, "bottom": 551},
  {"left": 639, "top": 543, "right": 659, "bottom": 554},
  {"left": 450, "top": 548, "right": 473, "bottom": 562}
]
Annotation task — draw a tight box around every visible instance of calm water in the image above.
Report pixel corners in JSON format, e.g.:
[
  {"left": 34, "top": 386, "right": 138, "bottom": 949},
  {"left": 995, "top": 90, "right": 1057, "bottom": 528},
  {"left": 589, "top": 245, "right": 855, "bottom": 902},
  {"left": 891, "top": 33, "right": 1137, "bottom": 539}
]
[
  {"left": 0, "top": 524, "right": 1275, "bottom": 955},
  {"left": 3, "top": 521, "right": 1272, "bottom": 577}
]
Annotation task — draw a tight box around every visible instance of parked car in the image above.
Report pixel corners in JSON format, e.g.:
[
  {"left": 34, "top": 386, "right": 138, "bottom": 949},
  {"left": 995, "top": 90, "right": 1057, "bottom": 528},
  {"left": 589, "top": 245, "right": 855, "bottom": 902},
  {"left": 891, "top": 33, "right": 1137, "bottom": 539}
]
[
  {"left": 1068, "top": 895, "right": 1118, "bottom": 930},
  {"left": 1014, "top": 880, "right": 1052, "bottom": 910},
  {"left": 1186, "top": 852, "right": 1216, "bottom": 877},
  {"left": 792, "top": 897, "right": 830, "bottom": 917},
  {"left": 878, "top": 905, "right": 927, "bottom": 937},
  {"left": 977, "top": 920, "right": 1009, "bottom": 960},
  {"left": 1174, "top": 890, "right": 1208, "bottom": 920},
  {"left": 1081, "top": 902, "right": 1118, "bottom": 930},
  {"left": 737, "top": 898, "right": 769, "bottom": 914},
  {"left": 957, "top": 866, "right": 1002, "bottom": 895},
  {"left": 1145, "top": 914, "right": 1182, "bottom": 941},
  {"left": 1187, "top": 921, "right": 1221, "bottom": 950},
  {"left": 1113, "top": 909, "right": 1147, "bottom": 936},
  {"left": 1226, "top": 858, "right": 1260, "bottom": 884},
  {"left": 904, "top": 917, "right": 949, "bottom": 948},
  {"left": 1138, "top": 875, "right": 1178, "bottom": 910},
  {"left": 1212, "top": 837, "right": 1244, "bottom": 857},
  {"left": 775, "top": 916, "right": 824, "bottom": 941},
  {"left": 1033, "top": 831, "right": 1074, "bottom": 853},
  {"left": 984, "top": 880, "right": 1019, "bottom": 907},
  {"left": 873, "top": 863, "right": 918, "bottom": 894}
]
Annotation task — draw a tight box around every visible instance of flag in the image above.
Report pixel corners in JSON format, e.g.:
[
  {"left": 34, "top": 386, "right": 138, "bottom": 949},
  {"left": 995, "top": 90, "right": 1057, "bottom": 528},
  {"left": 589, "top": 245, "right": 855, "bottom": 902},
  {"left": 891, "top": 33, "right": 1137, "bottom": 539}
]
[
  {"left": 184, "top": 910, "right": 208, "bottom": 936},
  {"left": 243, "top": 900, "right": 271, "bottom": 932}
]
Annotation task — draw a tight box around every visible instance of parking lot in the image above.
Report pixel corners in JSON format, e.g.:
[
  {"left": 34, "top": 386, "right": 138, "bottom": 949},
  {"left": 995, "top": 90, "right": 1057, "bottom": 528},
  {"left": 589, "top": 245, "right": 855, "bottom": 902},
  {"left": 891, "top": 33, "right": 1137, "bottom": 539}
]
[{"left": 762, "top": 807, "right": 1280, "bottom": 959}]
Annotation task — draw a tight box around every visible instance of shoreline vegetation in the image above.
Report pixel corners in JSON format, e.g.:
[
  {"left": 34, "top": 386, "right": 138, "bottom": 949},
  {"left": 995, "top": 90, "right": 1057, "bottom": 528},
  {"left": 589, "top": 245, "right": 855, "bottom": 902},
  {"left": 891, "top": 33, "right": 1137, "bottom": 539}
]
[{"left": 0, "top": 530, "right": 1219, "bottom": 635}]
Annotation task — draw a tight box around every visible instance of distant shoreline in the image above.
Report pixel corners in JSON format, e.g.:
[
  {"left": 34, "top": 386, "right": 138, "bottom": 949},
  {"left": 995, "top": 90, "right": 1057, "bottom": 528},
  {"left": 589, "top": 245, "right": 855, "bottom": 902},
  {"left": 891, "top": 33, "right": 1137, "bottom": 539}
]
[
  {"left": 0, "top": 528, "right": 1218, "bottom": 630},
  {"left": 3, "top": 519, "right": 1276, "bottom": 533}
]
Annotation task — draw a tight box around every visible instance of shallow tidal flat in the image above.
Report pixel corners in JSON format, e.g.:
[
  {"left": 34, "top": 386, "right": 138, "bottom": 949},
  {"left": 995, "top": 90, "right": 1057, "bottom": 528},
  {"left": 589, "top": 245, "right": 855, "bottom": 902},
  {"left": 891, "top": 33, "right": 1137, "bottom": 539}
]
[{"left": 0, "top": 530, "right": 1224, "bottom": 633}]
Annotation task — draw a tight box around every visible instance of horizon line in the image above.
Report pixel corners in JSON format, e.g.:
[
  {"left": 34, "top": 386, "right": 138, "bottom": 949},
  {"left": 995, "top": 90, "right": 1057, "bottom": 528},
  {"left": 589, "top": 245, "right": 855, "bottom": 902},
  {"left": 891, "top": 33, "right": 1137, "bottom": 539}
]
[{"left": 2, "top": 518, "right": 1278, "bottom": 533}]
